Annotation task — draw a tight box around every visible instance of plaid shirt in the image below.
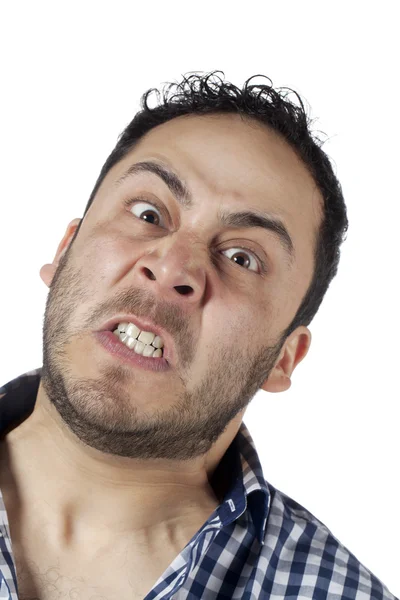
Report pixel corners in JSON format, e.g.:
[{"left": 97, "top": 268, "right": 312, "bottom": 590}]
[{"left": 0, "top": 369, "right": 397, "bottom": 599}]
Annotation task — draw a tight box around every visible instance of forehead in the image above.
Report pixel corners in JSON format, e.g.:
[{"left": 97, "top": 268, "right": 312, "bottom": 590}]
[
  {"left": 131, "top": 113, "right": 320, "bottom": 205},
  {"left": 102, "top": 113, "right": 323, "bottom": 287}
]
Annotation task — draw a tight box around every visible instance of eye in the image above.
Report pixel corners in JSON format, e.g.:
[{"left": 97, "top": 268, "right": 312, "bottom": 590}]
[
  {"left": 221, "top": 247, "right": 263, "bottom": 273},
  {"left": 125, "top": 199, "right": 165, "bottom": 227}
]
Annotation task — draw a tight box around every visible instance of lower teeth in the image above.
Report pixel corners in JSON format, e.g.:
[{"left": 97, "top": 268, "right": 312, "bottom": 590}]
[{"left": 113, "top": 329, "right": 163, "bottom": 358}]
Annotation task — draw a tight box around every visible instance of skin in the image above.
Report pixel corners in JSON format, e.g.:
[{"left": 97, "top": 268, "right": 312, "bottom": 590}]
[{"left": 2, "top": 112, "right": 322, "bottom": 565}]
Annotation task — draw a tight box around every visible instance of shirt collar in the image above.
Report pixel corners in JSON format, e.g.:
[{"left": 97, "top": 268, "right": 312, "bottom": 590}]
[
  {"left": 0, "top": 368, "right": 271, "bottom": 544},
  {"left": 214, "top": 421, "right": 271, "bottom": 545}
]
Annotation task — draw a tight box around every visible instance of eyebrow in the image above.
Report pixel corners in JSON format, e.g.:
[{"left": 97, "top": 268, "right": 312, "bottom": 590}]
[{"left": 114, "top": 160, "right": 295, "bottom": 265}]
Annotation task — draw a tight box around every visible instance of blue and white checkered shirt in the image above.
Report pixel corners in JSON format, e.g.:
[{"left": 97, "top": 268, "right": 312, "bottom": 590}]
[{"left": 0, "top": 369, "right": 398, "bottom": 599}]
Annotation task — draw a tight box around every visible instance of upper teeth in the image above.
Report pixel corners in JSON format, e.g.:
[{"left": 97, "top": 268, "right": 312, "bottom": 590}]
[{"left": 113, "top": 322, "right": 164, "bottom": 358}]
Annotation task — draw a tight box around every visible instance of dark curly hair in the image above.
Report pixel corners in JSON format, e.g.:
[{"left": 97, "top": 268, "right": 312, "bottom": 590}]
[{"left": 79, "top": 71, "right": 348, "bottom": 341}]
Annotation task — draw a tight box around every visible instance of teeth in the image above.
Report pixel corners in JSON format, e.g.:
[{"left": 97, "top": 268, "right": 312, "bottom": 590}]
[
  {"left": 126, "top": 337, "right": 137, "bottom": 350},
  {"left": 134, "top": 340, "right": 145, "bottom": 355},
  {"left": 152, "top": 336, "right": 164, "bottom": 349},
  {"left": 138, "top": 331, "right": 155, "bottom": 345},
  {"left": 126, "top": 323, "right": 140, "bottom": 338},
  {"left": 112, "top": 322, "right": 165, "bottom": 359},
  {"left": 142, "top": 344, "right": 155, "bottom": 357}
]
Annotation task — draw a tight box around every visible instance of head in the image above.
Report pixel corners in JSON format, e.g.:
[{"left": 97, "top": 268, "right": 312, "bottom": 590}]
[{"left": 39, "top": 71, "right": 348, "bottom": 462}]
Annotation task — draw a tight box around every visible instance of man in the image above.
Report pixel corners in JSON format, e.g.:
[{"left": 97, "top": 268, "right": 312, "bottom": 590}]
[{"left": 0, "top": 71, "right": 397, "bottom": 600}]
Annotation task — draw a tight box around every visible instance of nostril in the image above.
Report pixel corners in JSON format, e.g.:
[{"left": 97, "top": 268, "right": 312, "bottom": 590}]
[
  {"left": 143, "top": 267, "right": 156, "bottom": 281},
  {"left": 175, "top": 285, "right": 193, "bottom": 296}
]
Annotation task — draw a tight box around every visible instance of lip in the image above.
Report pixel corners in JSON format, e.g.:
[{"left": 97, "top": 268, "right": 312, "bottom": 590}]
[{"left": 97, "top": 314, "right": 174, "bottom": 365}]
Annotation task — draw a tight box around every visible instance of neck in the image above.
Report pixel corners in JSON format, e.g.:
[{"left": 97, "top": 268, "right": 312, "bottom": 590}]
[{"left": 1, "top": 384, "right": 243, "bottom": 551}]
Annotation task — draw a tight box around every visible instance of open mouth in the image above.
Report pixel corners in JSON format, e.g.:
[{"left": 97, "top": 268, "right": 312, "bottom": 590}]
[{"left": 110, "top": 321, "right": 164, "bottom": 359}]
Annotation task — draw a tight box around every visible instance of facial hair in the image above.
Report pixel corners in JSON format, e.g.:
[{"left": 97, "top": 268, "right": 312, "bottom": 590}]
[{"left": 41, "top": 240, "right": 285, "bottom": 461}]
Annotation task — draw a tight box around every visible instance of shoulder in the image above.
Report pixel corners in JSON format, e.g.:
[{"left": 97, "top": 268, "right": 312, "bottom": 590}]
[{"left": 258, "top": 483, "right": 397, "bottom": 599}]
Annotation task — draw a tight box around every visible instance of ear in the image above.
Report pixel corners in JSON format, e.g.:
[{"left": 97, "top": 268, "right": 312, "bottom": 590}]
[
  {"left": 39, "top": 218, "right": 81, "bottom": 288},
  {"left": 261, "top": 326, "right": 312, "bottom": 393}
]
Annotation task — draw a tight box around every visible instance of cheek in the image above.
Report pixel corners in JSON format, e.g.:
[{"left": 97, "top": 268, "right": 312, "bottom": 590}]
[
  {"left": 275, "top": 273, "right": 306, "bottom": 327},
  {"left": 210, "top": 287, "right": 288, "bottom": 351},
  {"left": 75, "top": 226, "right": 143, "bottom": 288},
  {"left": 200, "top": 296, "right": 268, "bottom": 354}
]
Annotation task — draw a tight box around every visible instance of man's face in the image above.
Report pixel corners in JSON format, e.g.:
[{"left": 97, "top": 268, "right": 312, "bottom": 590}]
[{"left": 41, "top": 113, "right": 322, "bottom": 460}]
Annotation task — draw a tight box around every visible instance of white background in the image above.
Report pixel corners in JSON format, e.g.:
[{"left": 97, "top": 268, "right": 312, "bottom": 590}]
[{"left": 0, "top": 1, "right": 398, "bottom": 595}]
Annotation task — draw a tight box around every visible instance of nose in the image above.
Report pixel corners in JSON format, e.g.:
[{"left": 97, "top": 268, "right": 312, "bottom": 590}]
[{"left": 134, "top": 236, "right": 207, "bottom": 306}]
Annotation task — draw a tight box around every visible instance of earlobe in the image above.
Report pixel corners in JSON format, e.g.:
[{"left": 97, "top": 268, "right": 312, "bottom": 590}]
[
  {"left": 261, "top": 327, "right": 312, "bottom": 394},
  {"left": 262, "top": 372, "right": 292, "bottom": 393},
  {"left": 39, "top": 218, "right": 81, "bottom": 288},
  {"left": 39, "top": 263, "right": 58, "bottom": 287}
]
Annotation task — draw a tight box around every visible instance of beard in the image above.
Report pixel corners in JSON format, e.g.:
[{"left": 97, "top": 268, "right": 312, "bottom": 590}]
[{"left": 41, "top": 240, "right": 285, "bottom": 461}]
